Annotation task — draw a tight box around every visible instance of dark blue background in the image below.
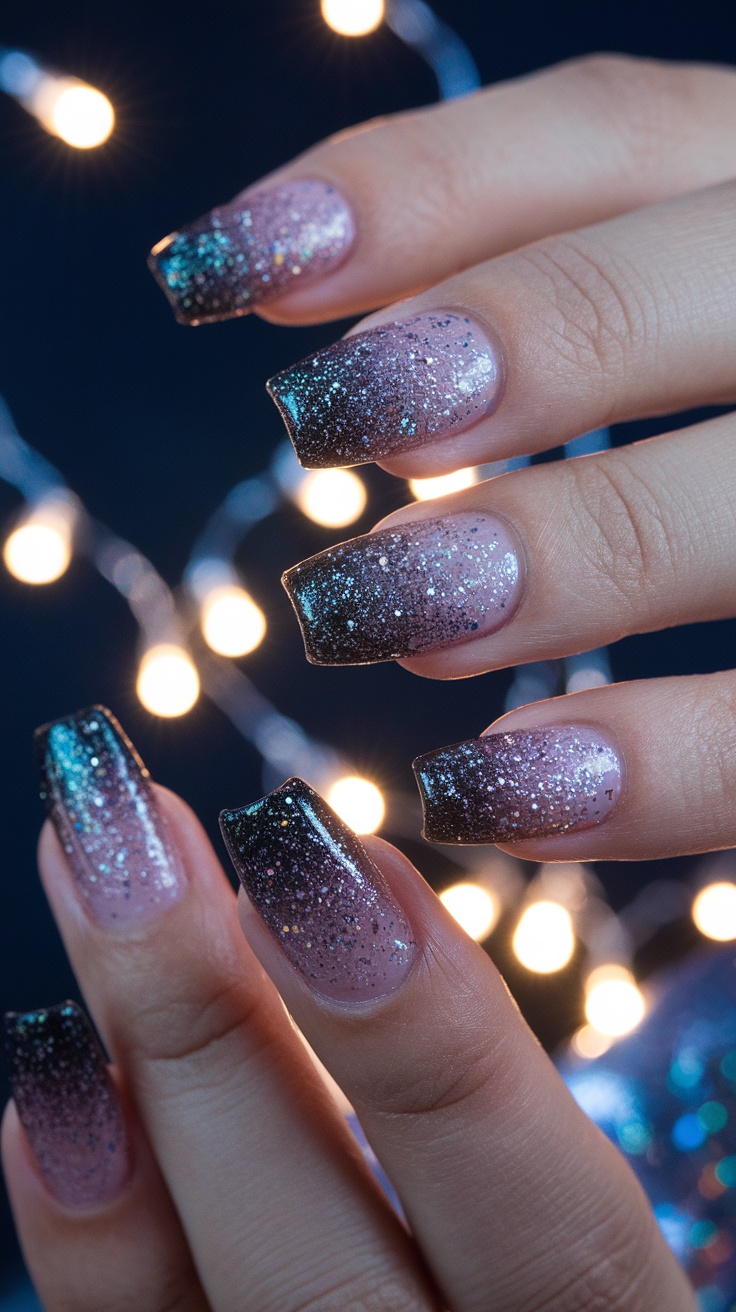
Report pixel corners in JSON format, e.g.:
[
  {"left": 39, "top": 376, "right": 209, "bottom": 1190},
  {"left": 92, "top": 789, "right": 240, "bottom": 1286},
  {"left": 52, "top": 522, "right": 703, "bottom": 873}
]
[{"left": 0, "top": 0, "right": 734, "bottom": 1282}]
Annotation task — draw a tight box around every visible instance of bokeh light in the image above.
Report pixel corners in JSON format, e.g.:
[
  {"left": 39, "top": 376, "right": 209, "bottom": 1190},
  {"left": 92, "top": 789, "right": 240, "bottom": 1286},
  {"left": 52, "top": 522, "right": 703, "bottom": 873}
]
[
  {"left": 409, "top": 468, "right": 477, "bottom": 501},
  {"left": 512, "top": 901, "right": 575, "bottom": 973},
  {"left": 693, "top": 883, "right": 736, "bottom": 941},
  {"left": 439, "top": 882, "right": 499, "bottom": 941},
  {"left": 201, "top": 586, "right": 266, "bottom": 658},
  {"left": 321, "top": 0, "right": 385, "bottom": 37},
  {"left": 584, "top": 965, "right": 646, "bottom": 1037},
  {"left": 33, "top": 77, "right": 114, "bottom": 148},
  {"left": 3, "top": 521, "right": 71, "bottom": 585},
  {"left": 297, "top": 469, "right": 367, "bottom": 528},
  {"left": 327, "top": 775, "right": 384, "bottom": 833},
  {"left": 571, "top": 1024, "right": 613, "bottom": 1061},
  {"left": 136, "top": 644, "right": 200, "bottom": 718}
]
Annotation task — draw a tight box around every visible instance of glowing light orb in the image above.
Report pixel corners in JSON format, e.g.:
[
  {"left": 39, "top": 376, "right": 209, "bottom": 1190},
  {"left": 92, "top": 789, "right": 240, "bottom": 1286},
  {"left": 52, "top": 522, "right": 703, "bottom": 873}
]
[
  {"left": 693, "top": 883, "right": 736, "bottom": 941},
  {"left": 584, "top": 966, "right": 646, "bottom": 1037},
  {"left": 512, "top": 901, "right": 575, "bottom": 974},
  {"left": 571, "top": 1024, "right": 613, "bottom": 1061},
  {"left": 3, "top": 523, "right": 71, "bottom": 585},
  {"left": 137, "top": 645, "right": 200, "bottom": 718},
  {"left": 34, "top": 78, "right": 114, "bottom": 148},
  {"left": 321, "top": 0, "right": 385, "bottom": 36},
  {"left": 297, "top": 469, "right": 367, "bottom": 527},
  {"left": 327, "top": 775, "right": 384, "bottom": 833},
  {"left": 201, "top": 587, "right": 266, "bottom": 658},
  {"left": 440, "top": 882, "right": 499, "bottom": 941},
  {"left": 409, "top": 468, "right": 477, "bottom": 502}
]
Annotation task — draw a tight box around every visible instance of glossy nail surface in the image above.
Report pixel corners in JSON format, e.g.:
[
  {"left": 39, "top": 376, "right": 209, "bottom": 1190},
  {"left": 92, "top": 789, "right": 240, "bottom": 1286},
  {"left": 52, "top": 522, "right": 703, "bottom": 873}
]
[
  {"left": 5, "top": 1002, "right": 129, "bottom": 1207},
  {"left": 149, "top": 180, "right": 355, "bottom": 325},
  {"left": 220, "top": 778, "right": 415, "bottom": 1002},
  {"left": 267, "top": 310, "right": 502, "bottom": 468},
  {"left": 36, "top": 705, "right": 184, "bottom": 929},
  {"left": 414, "top": 726, "right": 623, "bottom": 844},
  {"left": 283, "top": 513, "right": 523, "bottom": 665}
]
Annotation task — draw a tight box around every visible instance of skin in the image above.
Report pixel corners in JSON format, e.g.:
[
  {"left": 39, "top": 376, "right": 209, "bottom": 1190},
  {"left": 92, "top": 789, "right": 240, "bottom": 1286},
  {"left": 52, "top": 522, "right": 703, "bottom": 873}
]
[{"left": 6, "top": 50, "right": 736, "bottom": 1309}]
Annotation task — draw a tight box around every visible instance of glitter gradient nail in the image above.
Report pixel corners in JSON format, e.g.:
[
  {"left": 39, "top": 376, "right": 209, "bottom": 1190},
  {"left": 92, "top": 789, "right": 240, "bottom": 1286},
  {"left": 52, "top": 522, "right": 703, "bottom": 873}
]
[
  {"left": 149, "top": 180, "right": 355, "bottom": 325},
  {"left": 414, "top": 726, "right": 623, "bottom": 844},
  {"left": 267, "top": 310, "right": 502, "bottom": 468},
  {"left": 220, "top": 778, "right": 415, "bottom": 1003},
  {"left": 5, "top": 1001, "right": 129, "bottom": 1208},
  {"left": 283, "top": 513, "right": 523, "bottom": 665},
  {"left": 36, "top": 705, "right": 184, "bottom": 929}
]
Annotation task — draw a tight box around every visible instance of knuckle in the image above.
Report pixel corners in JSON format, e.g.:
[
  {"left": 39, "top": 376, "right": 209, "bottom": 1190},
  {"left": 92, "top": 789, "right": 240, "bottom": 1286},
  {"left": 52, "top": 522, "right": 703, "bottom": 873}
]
[
  {"left": 691, "top": 675, "right": 736, "bottom": 819},
  {"left": 361, "top": 1029, "right": 497, "bottom": 1126},
  {"left": 532, "top": 1201, "right": 664, "bottom": 1312},
  {"left": 294, "top": 1270, "right": 431, "bottom": 1312}
]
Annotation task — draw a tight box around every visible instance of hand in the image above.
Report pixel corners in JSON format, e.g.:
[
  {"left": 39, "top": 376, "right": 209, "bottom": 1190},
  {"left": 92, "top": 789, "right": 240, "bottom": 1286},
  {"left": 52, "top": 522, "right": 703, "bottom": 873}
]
[
  {"left": 3, "top": 707, "right": 695, "bottom": 1310},
  {"left": 150, "top": 53, "right": 736, "bottom": 862}
]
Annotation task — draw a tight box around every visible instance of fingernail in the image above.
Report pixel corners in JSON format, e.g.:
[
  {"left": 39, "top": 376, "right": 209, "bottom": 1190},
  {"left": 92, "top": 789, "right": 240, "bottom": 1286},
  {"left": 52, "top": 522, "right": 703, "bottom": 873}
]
[
  {"left": 148, "top": 179, "right": 355, "bottom": 325},
  {"left": 267, "top": 310, "right": 502, "bottom": 468},
  {"left": 35, "top": 705, "right": 184, "bottom": 929},
  {"left": 414, "top": 726, "right": 623, "bottom": 844},
  {"left": 283, "top": 513, "right": 523, "bottom": 665},
  {"left": 220, "top": 777, "right": 416, "bottom": 1003},
  {"left": 5, "top": 1001, "right": 129, "bottom": 1208}
]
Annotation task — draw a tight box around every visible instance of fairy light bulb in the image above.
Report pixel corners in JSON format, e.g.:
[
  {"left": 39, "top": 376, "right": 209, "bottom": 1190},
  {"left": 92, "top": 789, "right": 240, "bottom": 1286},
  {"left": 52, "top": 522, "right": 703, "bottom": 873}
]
[
  {"left": 512, "top": 901, "right": 575, "bottom": 973},
  {"left": 409, "top": 468, "right": 477, "bottom": 502},
  {"left": 201, "top": 587, "right": 266, "bottom": 658},
  {"left": 327, "top": 775, "right": 384, "bottom": 833},
  {"left": 692, "top": 882, "right": 736, "bottom": 941},
  {"left": 297, "top": 469, "right": 367, "bottom": 528},
  {"left": 584, "top": 965, "right": 645, "bottom": 1038},
  {"left": 32, "top": 76, "right": 114, "bottom": 148},
  {"left": 321, "top": 0, "right": 385, "bottom": 36},
  {"left": 136, "top": 645, "right": 200, "bottom": 718},
  {"left": 3, "top": 522, "right": 71, "bottom": 584},
  {"left": 571, "top": 1025, "right": 613, "bottom": 1061},
  {"left": 440, "top": 882, "right": 500, "bottom": 941}
]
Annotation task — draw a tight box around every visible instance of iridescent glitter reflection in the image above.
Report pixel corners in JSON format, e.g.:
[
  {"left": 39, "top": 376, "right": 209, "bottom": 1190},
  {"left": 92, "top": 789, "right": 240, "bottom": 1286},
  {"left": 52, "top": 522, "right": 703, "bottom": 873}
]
[
  {"left": 36, "top": 705, "right": 184, "bottom": 928},
  {"left": 283, "top": 513, "right": 523, "bottom": 665},
  {"left": 414, "top": 726, "right": 622, "bottom": 844},
  {"left": 220, "top": 778, "right": 415, "bottom": 1002},
  {"left": 149, "top": 180, "right": 355, "bottom": 325},
  {"left": 268, "top": 310, "right": 502, "bottom": 468},
  {"left": 5, "top": 1001, "right": 129, "bottom": 1207}
]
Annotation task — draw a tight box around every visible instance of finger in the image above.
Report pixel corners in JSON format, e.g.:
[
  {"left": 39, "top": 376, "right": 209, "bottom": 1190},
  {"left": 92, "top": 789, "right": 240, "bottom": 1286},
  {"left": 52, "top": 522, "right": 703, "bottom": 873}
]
[
  {"left": 149, "top": 55, "right": 736, "bottom": 327},
  {"left": 2, "top": 1004, "right": 209, "bottom": 1312},
  {"left": 413, "top": 671, "right": 736, "bottom": 860},
  {"left": 268, "top": 179, "right": 736, "bottom": 475},
  {"left": 219, "top": 780, "right": 696, "bottom": 1312},
  {"left": 36, "top": 707, "right": 436, "bottom": 1312},
  {"left": 281, "top": 413, "right": 736, "bottom": 677}
]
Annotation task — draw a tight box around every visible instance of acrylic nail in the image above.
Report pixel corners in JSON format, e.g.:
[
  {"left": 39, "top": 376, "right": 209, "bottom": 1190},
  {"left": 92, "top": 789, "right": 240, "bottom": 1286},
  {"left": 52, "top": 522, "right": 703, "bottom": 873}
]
[
  {"left": 414, "top": 726, "right": 623, "bottom": 844},
  {"left": 267, "top": 310, "right": 503, "bottom": 468},
  {"left": 220, "top": 778, "right": 415, "bottom": 1003},
  {"left": 148, "top": 179, "right": 355, "bottom": 325},
  {"left": 5, "top": 1001, "right": 129, "bottom": 1208},
  {"left": 35, "top": 705, "right": 184, "bottom": 929},
  {"left": 283, "top": 513, "right": 523, "bottom": 665}
]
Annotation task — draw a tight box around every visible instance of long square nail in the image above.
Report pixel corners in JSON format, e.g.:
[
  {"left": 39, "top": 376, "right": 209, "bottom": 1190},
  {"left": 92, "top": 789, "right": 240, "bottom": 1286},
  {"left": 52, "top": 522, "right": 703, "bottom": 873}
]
[
  {"left": 35, "top": 705, "right": 184, "bottom": 929},
  {"left": 283, "top": 513, "right": 523, "bottom": 664},
  {"left": 267, "top": 310, "right": 503, "bottom": 468},
  {"left": 5, "top": 1001, "right": 129, "bottom": 1207},
  {"left": 220, "top": 778, "right": 415, "bottom": 1003},
  {"left": 414, "top": 726, "right": 623, "bottom": 843},
  {"left": 149, "top": 179, "right": 355, "bottom": 325}
]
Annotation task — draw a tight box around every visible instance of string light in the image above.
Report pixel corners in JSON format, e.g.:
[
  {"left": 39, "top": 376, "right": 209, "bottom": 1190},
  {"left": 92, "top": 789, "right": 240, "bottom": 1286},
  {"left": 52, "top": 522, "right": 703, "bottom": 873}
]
[
  {"left": 34, "top": 78, "right": 115, "bottom": 148},
  {"left": 3, "top": 498, "right": 75, "bottom": 585},
  {"left": 136, "top": 645, "right": 200, "bottom": 718},
  {"left": 296, "top": 469, "right": 367, "bottom": 527},
  {"left": 201, "top": 586, "right": 266, "bottom": 658},
  {"left": 571, "top": 1025, "right": 613, "bottom": 1061},
  {"left": 440, "top": 882, "right": 500, "bottom": 941},
  {"left": 512, "top": 901, "right": 575, "bottom": 974},
  {"left": 692, "top": 883, "right": 736, "bottom": 941},
  {"left": 321, "top": 0, "right": 385, "bottom": 37},
  {"left": 584, "top": 965, "right": 646, "bottom": 1038},
  {"left": 408, "top": 468, "right": 477, "bottom": 501},
  {"left": 326, "top": 775, "right": 384, "bottom": 833}
]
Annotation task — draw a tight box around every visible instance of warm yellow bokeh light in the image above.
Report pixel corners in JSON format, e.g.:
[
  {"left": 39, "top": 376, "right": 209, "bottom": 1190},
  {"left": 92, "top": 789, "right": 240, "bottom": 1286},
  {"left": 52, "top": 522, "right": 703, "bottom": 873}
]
[
  {"left": 692, "top": 882, "right": 736, "bottom": 941},
  {"left": 137, "top": 645, "right": 200, "bottom": 718},
  {"left": 512, "top": 901, "right": 575, "bottom": 974},
  {"left": 584, "top": 966, "right": 645, "bottom": 1037},
  {"left": 321, "top": 0, "right": 385, "bottom": 36},
  {"left": 440, "top": 882, "right": 499, "bottom": 941},
  {"left": 297, "top": 469, "right": 367, "bottom": 527},
  {"left": 571, "top": 1024, "right": 613, "bottom": 1061},
  {"left": 3, "top": 523, "right": 71, "bottom": 585},
  {"left": 409, "top": 468, "right": 478, "bottom": 502},
  {"left": 33, "top": 77, "right": 114, "bottom": 148},
  {"left": 327, "top": 775, "right": 384, "bottom": 833},
  {"left": 201, "top": 587, "right": 266, "bottom": 658}
]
